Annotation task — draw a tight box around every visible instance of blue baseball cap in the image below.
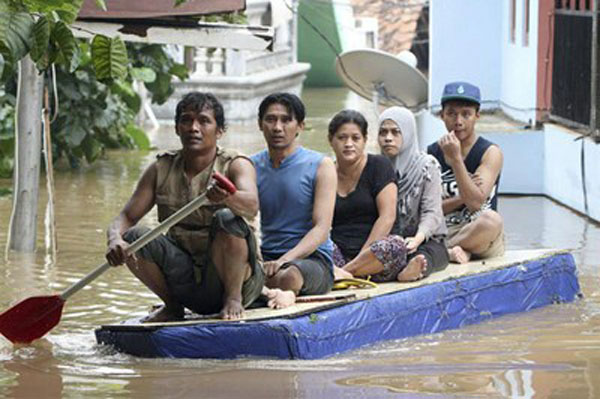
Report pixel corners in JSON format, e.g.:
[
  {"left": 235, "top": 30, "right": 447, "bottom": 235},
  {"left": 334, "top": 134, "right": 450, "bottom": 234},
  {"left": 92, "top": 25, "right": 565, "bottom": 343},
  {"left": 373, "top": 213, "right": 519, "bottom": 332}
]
[{"left": 441, "top": 81, "right": 481, "bottom": 106}]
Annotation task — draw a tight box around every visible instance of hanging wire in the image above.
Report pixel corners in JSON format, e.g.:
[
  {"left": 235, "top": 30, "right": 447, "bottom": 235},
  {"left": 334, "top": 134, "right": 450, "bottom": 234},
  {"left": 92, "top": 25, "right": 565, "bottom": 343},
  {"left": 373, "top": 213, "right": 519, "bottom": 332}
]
[
  {"left": 283, "top": 0, "right": 566, "bottom": 113},
  {"left": 287, "top": 0, "right": 599, "bottom": 224}
]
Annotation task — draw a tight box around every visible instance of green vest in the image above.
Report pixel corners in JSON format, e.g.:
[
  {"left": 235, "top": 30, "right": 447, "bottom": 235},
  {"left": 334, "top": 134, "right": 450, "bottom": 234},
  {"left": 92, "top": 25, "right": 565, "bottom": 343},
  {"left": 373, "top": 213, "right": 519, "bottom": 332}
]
[{"left": 154, "top": 147, "right": 251, "bottom": 264}]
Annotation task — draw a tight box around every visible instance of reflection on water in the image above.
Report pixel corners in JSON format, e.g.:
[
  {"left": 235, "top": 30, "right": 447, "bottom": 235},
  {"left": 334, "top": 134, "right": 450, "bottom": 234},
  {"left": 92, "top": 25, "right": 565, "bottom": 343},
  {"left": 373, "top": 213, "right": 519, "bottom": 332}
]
[{"left": 0, "top": 88, "right": 599, "bottom": 398}]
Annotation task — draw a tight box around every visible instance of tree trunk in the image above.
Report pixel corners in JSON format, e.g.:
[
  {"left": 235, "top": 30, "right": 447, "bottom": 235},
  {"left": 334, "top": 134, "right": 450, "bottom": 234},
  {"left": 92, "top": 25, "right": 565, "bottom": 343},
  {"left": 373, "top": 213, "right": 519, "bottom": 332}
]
[{"left": 8, "top": 56, "right": 44, "bottom": 252}]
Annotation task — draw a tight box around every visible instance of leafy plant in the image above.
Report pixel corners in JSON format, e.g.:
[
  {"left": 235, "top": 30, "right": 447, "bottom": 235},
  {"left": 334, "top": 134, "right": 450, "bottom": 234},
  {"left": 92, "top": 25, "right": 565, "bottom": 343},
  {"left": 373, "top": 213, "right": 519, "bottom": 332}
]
[
  {"left": 0, "top": 85, "right": 16, "bottom": 178},
  {"left": 127, "top": 43, "right": 188, "bottom": 105},
  {"left": 0, "top": 1, "right": 190, "bottom": 172},
  {"left": 0, "top": 0, "right": 243, "bottom": 174}
]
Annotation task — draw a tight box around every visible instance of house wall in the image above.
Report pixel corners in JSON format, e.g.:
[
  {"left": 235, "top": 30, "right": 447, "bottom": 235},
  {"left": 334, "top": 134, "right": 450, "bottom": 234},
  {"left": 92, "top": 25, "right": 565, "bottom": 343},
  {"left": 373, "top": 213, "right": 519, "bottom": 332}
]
[
  {"left": 542, "top": 124, "right": 600, "bottom": 222},
  {"left": 431, "top": 1, "right": 540, "bottom": 124},
  {"left": 485, "top": 129, "right": 545, "bottom": 195},
  {"left": 500, "top": 0, "right": 539, "bottom": 124},
  {"left": 429, "top": 1, "right": 503, "bottom": 110}
]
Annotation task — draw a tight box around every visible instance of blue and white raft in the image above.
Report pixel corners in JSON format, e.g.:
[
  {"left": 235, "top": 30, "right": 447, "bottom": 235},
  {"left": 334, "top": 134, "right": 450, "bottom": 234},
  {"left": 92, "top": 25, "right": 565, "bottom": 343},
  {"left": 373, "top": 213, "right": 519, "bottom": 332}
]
[{"left": 95, "top": 249, "right": 580, "bottom": 359}]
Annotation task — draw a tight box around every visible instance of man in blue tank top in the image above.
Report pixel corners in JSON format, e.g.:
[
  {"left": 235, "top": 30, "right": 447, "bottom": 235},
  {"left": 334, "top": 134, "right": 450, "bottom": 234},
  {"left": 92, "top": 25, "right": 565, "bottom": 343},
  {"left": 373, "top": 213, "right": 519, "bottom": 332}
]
[
  {"left": 427, "top": 82, "right": 505, "bottom": 264},
  {"left": 252, "top": 93, "right": 337, "bottom": 302}
]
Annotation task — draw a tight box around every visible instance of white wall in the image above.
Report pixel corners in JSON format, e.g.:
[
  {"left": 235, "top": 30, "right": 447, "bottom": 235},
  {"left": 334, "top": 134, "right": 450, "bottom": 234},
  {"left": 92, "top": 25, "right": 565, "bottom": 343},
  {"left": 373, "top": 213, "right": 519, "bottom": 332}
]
[
  {"left": 431, "top": 0, "right": 539, "bottom": 123},
  {"left": 416, "top": 110, "right": 446, "bottom": 150},
  {"left": 500, "top": 0, "right": 539, "bottom": 123},
  {"left": 543, "top": 125, "right": 600, "bottom": 222},
  {"left": 429, "top": 0, "right": 503, "bottom": 110},
  {"left": 333, "top": 0, "right": 359, "bottom": 51},
  {"left": 485, "top": 130, "right": 545, "bottom": 195}
]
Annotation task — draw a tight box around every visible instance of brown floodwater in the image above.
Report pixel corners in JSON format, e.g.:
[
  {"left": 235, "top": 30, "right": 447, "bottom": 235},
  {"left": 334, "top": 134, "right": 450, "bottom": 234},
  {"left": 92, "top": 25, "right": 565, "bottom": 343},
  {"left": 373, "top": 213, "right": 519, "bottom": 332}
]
[{"left": 0, "top": 88, "right": 599, "bottom": 398}]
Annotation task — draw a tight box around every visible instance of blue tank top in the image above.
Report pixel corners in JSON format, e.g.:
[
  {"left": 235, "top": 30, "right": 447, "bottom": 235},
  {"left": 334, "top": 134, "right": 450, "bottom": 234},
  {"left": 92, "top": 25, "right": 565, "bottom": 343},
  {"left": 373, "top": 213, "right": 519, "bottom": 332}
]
[
  {"left": 251, "top": 146, "right": 334, "bottom": 264},
  {"left": 427, "top": 136, "right": 500, "bottom": 225}
]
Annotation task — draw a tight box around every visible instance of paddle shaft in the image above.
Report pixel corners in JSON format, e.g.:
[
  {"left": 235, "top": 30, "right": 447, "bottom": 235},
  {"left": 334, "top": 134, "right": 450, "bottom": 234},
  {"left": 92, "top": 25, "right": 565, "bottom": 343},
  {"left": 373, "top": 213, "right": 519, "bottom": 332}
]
[{"left": 61, "top": 173, "right": 235, "bottom": 300}]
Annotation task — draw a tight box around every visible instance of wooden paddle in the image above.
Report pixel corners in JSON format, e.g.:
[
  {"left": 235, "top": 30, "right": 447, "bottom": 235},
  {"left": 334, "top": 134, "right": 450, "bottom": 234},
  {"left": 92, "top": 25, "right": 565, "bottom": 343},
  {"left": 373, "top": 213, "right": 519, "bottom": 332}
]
[{"left": 0, "top": 171, "right": 236, "bottom": 344}]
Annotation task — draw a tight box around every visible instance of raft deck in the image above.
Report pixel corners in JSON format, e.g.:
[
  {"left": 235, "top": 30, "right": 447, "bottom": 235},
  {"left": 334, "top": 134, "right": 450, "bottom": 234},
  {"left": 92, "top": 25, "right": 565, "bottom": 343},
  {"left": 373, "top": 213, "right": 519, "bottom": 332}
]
[{"left": 95, "top": 249, "right": 580, "bottom": 359}]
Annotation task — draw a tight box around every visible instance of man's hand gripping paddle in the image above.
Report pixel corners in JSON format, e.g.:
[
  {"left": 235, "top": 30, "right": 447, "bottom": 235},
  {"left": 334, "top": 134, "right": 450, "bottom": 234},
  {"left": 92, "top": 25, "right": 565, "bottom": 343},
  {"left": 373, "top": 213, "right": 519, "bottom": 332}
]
[{"left": 0, "top": 172, "right": 236, "bottom": 344}]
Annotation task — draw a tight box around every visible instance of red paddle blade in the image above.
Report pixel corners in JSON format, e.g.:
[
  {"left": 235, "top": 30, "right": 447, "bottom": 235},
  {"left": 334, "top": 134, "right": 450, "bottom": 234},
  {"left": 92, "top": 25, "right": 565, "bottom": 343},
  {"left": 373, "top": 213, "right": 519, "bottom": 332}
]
[{"left": 0, "top": 295, "right": 65, "bottom": 344}]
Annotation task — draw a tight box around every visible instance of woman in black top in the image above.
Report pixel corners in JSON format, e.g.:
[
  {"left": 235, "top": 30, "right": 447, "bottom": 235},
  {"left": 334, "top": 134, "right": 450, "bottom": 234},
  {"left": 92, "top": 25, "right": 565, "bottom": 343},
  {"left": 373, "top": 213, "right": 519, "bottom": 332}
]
[{"left": 328, "top": 110, "right": 408, "bottom": 282}]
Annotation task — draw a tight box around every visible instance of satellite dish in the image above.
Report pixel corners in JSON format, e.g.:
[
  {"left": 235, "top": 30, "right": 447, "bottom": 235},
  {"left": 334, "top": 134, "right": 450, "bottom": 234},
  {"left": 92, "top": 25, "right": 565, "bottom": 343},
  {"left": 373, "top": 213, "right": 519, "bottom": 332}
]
[
  {"left": 397, "top": 50, "right": 418, "bottom": 68},
  {"left": 335, "top": 48, "right": 428, "bottom": 112}
]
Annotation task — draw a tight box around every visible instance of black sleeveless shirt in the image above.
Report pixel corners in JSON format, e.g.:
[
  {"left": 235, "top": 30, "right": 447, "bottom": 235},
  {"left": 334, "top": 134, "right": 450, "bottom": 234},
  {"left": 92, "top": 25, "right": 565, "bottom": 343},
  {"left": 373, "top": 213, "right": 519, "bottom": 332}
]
[{"left": 427, "top": 136, "right": 500, "bottom": 225}]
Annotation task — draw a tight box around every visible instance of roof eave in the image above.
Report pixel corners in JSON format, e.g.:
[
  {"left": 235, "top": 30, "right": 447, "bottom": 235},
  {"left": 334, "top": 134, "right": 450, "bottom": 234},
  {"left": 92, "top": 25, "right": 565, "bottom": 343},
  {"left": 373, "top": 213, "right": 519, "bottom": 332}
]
[{"left": 71, "top": 20, "right": 273, "bottom": 51}]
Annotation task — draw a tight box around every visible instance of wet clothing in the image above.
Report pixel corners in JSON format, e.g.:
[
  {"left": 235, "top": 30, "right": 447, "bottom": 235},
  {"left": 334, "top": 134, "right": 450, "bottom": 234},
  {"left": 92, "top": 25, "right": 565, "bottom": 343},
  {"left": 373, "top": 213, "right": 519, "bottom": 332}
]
[
  {"left": 124, "top": 209, "right": 265, "bottom": 315},
  {"left": 427, "top": 136, "right": 501, "bottom": 226},
  {"left": 407, "top": 239, "right": 449, "bottom": 278},
  {"left": 333, "top": 236, "right": 407, "bottom": 282},
  {"left": 447, "top": 218, "right": 505, "bottom": 259},
  {"left": 264, "top": 251, "right": 333, "bottom": 295},
  {"left": 251, "top": 146, "right": 334, "bottom": 264},
  {"left": 252, "top": 146, "right": 334, "bottom": 294},
  {"left": 395, "top": 157, "right": 447, "bottom": 241},
  {"left": 379, "top": 106, "right": 449, "bottom": 276},
  {"left": 126, "top": 147, "right": 264, "bottom": 314},
  {"left": 332, "top": 154, "right": 399, "bottom": 260},
  {"left": 154, "top": 148, "right": 256, "bottom": 264},
  {"left": 428, "top": 135, "right": 505, "bottom": 259}
]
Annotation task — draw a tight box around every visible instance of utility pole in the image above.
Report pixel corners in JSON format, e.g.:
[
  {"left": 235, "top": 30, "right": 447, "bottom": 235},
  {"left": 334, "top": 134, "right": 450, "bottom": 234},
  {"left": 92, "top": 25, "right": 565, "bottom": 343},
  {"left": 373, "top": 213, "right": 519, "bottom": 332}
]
[{"left": 8, "top": 56, "right": 43, "bottom": 252}]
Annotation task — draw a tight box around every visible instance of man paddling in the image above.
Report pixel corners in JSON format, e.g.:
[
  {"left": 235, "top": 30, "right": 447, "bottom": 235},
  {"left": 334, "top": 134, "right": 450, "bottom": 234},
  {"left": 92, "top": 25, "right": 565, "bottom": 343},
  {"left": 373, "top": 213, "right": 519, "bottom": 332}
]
[
  {"left": 427, "top": 82, "right": 505, "bottom": 263},
  {"left": 251, "top": 93, "right": 337, "bottom": 300},
  {"left": 106, "top": 92, "right": 265, "bottom": 321}
]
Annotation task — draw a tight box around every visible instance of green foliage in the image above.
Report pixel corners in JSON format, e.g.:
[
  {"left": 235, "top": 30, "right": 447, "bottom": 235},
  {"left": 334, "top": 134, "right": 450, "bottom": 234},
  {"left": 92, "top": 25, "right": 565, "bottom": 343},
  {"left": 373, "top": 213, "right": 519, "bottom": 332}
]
[
  {"left": 126, "top": 123, "right": 150, "bottom": 150},
  {"left": 22, "top": 0, "right": 84, "bottom": 25},
  {"left": 49, "top": 20, "right": 79, "bottom": 72},
  {"left": 130, "top": 67, "right": 156, "bottom": 83},
  {"left": 29, "top": 15, "right": 50, "bottom": 68},
  {"left": 201, "top": 12, "right": 247, "bottom": 25},
  {"left": 94, "top": 0, "right": 107, "bottom": 12},
  {"left": 0, "top": 10, "right": 82, "bottom": 80},
  {"left": 110, "top": 80, "right": 141, "bottom": 114},
  {"left": 91, "top": 35, "right": 128, "bottom": 81},
  {"left": 128, "top": 43, "right": 188, "bottom": 105},
  {"left": 0, "top": 39, "right": 188, "bottom": 174},
  {"left": 49, "top": 51, "right": 142, "bottom": 166},
  {"left": 0, "top": 87, "right": 16, "bottom": 178},
  {"left": 0, "top": 0, "right": 244, "bottom": 175},
  {"left": 0, "top": 12, "right": 34, "bottom": 64}
]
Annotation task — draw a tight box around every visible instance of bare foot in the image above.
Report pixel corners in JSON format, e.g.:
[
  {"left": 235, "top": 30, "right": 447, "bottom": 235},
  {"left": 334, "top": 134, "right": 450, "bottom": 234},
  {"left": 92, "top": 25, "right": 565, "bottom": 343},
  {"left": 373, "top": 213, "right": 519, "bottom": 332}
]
[
  {"left": 266, "top": 288, "right": 296, "bottom": 309},
  {"left": 397, "top": 254, "right": 427, "bottom": 282},
  {"left": 334, "top": 266, "right": 353, "bottom": 281},
  {"left": 220, "top": 298, "right": 244, "bottom": 320},
  {"left": 141, "top": 305, "right": 184, "bottom": 323},
  {"left": 448, "top": 246, "right": 471, "bottom": 264}
]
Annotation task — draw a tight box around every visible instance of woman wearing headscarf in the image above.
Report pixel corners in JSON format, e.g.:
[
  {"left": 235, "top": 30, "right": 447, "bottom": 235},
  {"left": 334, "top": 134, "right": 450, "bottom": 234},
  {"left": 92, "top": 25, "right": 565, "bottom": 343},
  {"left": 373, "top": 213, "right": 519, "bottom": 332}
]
[
  {"left": 378, "top": 106, "right": 449, "bottom": 280},
  {"left": 328, "top": 109, "right": 409, "bottom": 282}
]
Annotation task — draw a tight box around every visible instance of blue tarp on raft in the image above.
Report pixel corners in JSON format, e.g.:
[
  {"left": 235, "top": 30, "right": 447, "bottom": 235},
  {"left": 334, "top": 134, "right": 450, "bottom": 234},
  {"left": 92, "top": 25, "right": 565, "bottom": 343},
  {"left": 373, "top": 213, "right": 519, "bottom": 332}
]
[{"left": 95, "top": 252, "right": 580, "bottom": 359}]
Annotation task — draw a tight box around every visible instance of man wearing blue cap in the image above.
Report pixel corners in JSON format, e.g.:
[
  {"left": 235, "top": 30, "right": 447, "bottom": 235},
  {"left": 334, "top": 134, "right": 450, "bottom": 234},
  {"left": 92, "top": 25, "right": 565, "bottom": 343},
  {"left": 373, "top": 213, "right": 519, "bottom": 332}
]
[{"left": 427, "top": 82, "right": 504, "bottom": 263}]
